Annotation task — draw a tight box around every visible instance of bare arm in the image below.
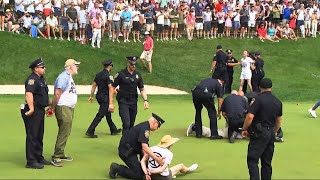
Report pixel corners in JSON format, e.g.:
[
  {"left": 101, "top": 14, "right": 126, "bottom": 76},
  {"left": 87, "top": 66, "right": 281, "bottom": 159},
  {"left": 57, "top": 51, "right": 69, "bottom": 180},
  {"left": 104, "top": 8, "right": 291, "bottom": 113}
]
[
  {"left": 274, "top": 116, "right": 282, "bottom": 134},
  {"left": 108, "top": 85, "right": 116, "bottom": 112},
  {"left": 141, "top": 154, "right": 150, "bottom": 175},
  {"left": 88, "top": 82, "right": 97, "bottom": 103},
  {"left": 241, "top": 112, "right": 254, "bottom": 137},
  {"left": 140, "top": 88, "right": 149, "bottom": 110},
  {"left": 52, "top": 88, "right": 62, "bottom": 110},
  {"left": 210, "top": 61, "right": 216, "bottom": 74},
  {"left": 217, "top": 97, "right": 223, "bottom": 117},
  {"left": 25, "top": 92, "right": 34, "bottom": 116}
]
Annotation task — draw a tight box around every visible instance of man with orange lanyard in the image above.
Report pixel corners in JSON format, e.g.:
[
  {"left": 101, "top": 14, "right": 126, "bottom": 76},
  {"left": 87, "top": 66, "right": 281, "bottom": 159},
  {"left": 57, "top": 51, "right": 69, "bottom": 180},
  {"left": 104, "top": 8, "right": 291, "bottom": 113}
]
[
  {"left": 140, "top": 31, "right": 154, "bottom": 73},
  {"left": 91, "top": 12, "right": 102, "bottom": 48}
]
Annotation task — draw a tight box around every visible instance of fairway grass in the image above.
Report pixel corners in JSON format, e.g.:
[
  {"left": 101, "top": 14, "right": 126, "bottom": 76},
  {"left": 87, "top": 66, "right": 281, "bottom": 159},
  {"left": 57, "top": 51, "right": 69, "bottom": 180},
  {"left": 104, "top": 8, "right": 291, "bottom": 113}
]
[{"left": 0, "top": 95, "right": 319, "bottom": 179}]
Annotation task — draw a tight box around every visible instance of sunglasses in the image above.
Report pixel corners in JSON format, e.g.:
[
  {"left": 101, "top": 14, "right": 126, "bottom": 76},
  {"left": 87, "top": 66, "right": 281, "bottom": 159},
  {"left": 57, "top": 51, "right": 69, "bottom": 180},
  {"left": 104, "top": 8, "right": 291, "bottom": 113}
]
[{"left": 38, "top": 66, "right": 46, "bottom": 69}]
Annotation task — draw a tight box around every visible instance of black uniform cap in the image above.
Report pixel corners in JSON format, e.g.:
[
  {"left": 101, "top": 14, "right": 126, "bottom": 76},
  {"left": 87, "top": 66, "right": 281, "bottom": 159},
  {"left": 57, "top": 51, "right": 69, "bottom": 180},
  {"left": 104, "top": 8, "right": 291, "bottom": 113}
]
[
  {"left": 260, "top": 78, "right": 272, "bottom": 89},
  {"left": 226, "top": 49, "right": 233, "bottom": 53},
  {"left": 152, "top": 113, "right": 165, "bottom": 128},
  {"left": 216, "top": 45, "right": 222, "bottom": 49},
  {"left": 29, "top": 58, "right": 44, "bottom": 69},
  {"left": 102, "top": 59, "right": 113, "bottom": 66},
  {"left": 255, "top": 51, "right": 261, "bottom": 55},
  {"left": 127, "top": 56, "right": 139, "bottom": 65}
]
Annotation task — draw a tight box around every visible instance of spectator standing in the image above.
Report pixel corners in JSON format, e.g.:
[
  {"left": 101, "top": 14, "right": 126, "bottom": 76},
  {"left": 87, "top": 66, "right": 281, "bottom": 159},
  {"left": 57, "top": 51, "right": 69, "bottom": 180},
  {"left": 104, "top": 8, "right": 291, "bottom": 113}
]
[
  {"left": 43, "top": 0, "right": 52, "bottom": 17},
  {"left": 112, "top": 8, "right": 121, "bottom": 43},
  {"left": 311, "top": 11, "right": 317, "bottom": 38},
  {"left": 15, "top": 0, "right": 25, "bottom": 18},
  {"left": 51, "top": 59, "right": 81, "bottom": 167},
  {"left": 145, "top": 6, "right": 155, "bottom": 37},
  {"left": 186, "top": 7, "right": 195, "bottom": 41},
  {"left": 99, "top": 4, "right": 107, "bottom": 37},
  {"left": 195, "top": 7, "right": 204, "bottom": 39},
  {"left": 239, "top": 4, "right": 248, "bottom": 38},
  {"left": 0, "top": 0, "right": 5, "bottom": 31},
  {"left": 21, "top": 58, "right": 51, "bottom": 169},
  {"left": 91, "top": 12, "right": 102, "bottom": 48},
  {"left": 203, "top": 6, "right": 212, "bottom": 39},
  {"left": 23, "top": 0, "right": 35, "bottom": 17},
  {"left": 140, "top": 31, "right": 154, "bottom": 73},
  {"left": 131, "top": 5, "right": 141, "bottom": 42},
  {"left": 233, "top": 6, "right": 241, "bottom": 38},
  {"left": 34, "top": 0, "right": 43, "bottom": 17},
  {"left": 170, "top": 5, "right": 179, "bottom": 40},
  {"left": 66, "top": 2, "right": 78, "bottom": 41},
  {"left": 121, "top": 6, "right": 132, "bottom": 42},
  {"left": 156, "top": 7, "right": 165, "bottom": 41},
  {"left": 78, "top": 4, "right": 86, "bottom": 41}
]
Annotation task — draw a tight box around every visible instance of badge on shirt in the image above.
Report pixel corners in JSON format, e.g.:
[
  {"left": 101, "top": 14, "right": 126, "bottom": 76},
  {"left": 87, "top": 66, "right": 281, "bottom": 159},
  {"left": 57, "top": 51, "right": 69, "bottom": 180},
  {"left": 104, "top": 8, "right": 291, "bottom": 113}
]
[
  {"left": 109, "top": 75, "right": 114, "bottom": 81},
  {"left": 114, "top": 73, "right": 119, "bottom": 79},
  {"left": 136, "top": 74, "right": 139, "bottom": 79},
  {"left": 28, "top": 79, "right": 35, "bottom": 85},
  {"left": 250, "top": 98, "right": 255, "bottom": 106},
  {"left": 144, "top": 130, "right": 150, "bottom": 139}
]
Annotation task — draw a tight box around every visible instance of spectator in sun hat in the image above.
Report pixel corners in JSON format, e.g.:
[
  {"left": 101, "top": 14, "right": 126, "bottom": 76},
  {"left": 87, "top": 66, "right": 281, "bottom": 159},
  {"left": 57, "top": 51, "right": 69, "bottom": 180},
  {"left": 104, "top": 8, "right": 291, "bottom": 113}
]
[{"left": 141, "top": 135, "right": 199, "bottom": 180}]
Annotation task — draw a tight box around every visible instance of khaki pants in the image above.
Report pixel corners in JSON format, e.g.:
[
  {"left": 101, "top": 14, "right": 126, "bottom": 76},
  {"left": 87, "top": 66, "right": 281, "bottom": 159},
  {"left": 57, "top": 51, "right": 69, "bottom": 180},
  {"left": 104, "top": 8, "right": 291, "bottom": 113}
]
[{"left": 52, "top": 105, "right": 74, "bottom": 159}]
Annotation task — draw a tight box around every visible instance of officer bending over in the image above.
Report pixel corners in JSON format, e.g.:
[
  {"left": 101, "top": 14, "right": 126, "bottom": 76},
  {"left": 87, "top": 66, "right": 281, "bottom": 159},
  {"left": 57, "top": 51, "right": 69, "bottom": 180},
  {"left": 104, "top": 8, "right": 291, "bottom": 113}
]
[{"left": 109, "top": 113, "right": 165, "bottom": 180}]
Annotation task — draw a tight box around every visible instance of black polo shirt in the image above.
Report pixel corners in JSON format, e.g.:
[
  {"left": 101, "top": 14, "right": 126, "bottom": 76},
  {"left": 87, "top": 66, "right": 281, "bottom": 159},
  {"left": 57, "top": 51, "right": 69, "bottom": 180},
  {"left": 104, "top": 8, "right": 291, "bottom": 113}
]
[
  {"left": 25, "top": 72, "right": 49, "bottom": 108},
  {"left": 214, "top": 50, "right": 227, "bottom": 70},
  {"left": 113, "top": 68, "right": 144, "bottom": 103},
  {"left": 226, "top": 56, "right": 238, "bottom": 73},
  {"left": 255, "top": 58, "right": 264, "bottom": 72},
  {"left": 119, "top": 121, "right": 150, "bottom": 154},
  {"left": 94, "top": 69, "right": 113, "bottom": 96},
  {"left": 221, "top": 94, "right": 248, "bottom": 120},
  {"left": 248, "top": 91, "right": 282, "bottom": 127}
]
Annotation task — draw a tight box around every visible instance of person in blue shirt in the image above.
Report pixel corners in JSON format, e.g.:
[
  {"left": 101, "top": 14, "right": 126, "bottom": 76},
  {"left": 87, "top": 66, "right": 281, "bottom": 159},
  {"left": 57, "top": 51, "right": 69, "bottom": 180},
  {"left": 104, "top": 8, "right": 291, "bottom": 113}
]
[{"left": 121, "top": 6, "right": 132, "bottom": 42}]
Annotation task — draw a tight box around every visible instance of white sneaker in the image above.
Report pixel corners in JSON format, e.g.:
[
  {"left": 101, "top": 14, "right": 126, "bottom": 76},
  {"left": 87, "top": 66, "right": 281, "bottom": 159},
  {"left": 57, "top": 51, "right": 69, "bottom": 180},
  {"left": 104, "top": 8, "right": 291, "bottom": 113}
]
[
  {"left": 133, "top": 39, "right": 136, "bottom": 42},
  {"left": 137, "top": 39, "right": 141, "bottom": 42},
  {"left": 308, "top": 108, "right": 317, "bottom": 118},
  {"left": 67, "top": 37, "right": 70, "bottom": 41},
  {"left": 174, "top": 38, "right": 178, "bottom": 41},
  {"left": 188, "top": 164, "right": 198, "bottom": 172},
  {"left": 186, "top": 122, "right": 195, "bottom": 137},
  {"left": 117, "top": 39, "right": 120, "bottom": 43},
  {"left": 204, "top": 37, "right": 206, "bottom": 39},
  {"left": 60, "top": 37, "right": 64, "bottom": 40},
  {"left": 124, "top": 39, "right": 127, "bottom": 43},
  {"left": 91, "top": 44, "right": 95, "bottom": 48},
  {"left": 127, "top": 39, "right": 130, "bottom": 42}
]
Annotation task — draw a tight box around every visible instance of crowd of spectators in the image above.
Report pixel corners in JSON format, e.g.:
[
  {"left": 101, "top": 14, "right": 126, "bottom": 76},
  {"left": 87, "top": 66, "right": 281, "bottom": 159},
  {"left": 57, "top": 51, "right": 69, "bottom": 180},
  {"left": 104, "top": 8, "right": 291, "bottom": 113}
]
[{"left": 0, "top": 0, "right": 319, "bottom": 44}]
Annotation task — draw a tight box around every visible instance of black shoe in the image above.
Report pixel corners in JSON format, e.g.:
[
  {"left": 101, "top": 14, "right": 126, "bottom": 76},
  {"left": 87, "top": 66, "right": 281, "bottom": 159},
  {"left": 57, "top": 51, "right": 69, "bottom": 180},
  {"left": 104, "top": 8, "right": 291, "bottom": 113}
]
[
  {"left": 210, "top": 135, "right": 223, "bottom": 140},
  {"left": 111, "top": 129, "right": 122, "bottom": 135},
  {"left": 196, "top": 134, "right": 202, "bottom": 138},
  {"left": 229, "top": 131, "right": 238, "bottom": 143},
  {"left": 26, "top": 162, "right": 44, "bottom": 169},
  {"left": 39, "top": 159, "right": 52, "bottom": 165},
  {"left": 109, "top": 162, "right": 119, "bottom": 179},
  {"left": 86, "top": 132, "right": 98, "bottom": 138}
]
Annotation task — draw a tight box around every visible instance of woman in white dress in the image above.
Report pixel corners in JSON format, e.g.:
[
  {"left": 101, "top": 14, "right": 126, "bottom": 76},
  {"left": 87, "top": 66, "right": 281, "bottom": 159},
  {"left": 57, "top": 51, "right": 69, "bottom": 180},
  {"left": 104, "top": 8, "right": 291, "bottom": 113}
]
[{"left": 239, "top": 50, "right": 254, "bottom": 92}]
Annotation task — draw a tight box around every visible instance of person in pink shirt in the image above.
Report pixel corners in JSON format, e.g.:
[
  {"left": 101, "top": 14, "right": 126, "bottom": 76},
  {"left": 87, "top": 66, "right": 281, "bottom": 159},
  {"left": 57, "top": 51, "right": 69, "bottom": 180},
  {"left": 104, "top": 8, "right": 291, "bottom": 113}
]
[
  {"left": 186, "top": 8, "right": 195, "bottom": 41},
  {"left": 140, "top": 31, "right": 154, "bottom": 73},
  {"left": 91, "top": 12, "right": 102, "bottom": 48}
]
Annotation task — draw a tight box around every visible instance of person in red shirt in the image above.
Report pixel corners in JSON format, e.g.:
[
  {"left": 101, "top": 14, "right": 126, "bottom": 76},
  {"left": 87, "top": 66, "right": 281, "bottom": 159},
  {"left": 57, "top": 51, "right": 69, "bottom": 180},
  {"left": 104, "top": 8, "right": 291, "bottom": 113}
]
[
  {"left": 140, "top": 31, "right": 154, "bottom": 73},
  {"left": 91, "top": 12, "right": 102, "bottom": 48},
  {"left": 257, "top": 22, "right": 267, "bottom": 42}
]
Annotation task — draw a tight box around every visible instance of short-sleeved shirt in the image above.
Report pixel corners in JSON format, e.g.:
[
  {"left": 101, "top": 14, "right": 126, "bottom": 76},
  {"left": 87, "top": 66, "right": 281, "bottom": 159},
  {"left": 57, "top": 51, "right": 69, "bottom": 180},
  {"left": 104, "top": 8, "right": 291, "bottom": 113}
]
[
  {"left": 240, "top": 9, "right": 249, "bottom": 22},
  {"left": 214, "top": 50, "right": 227, "bottom": 70},
  {"left": 121, "top": 10, "right": 132, "bottom": 22},
  {"left": 195, "top": 11, "right": 203, "bottom": 23},
  {"left": 196, "top": 78, "right": 224, "bottom": 99},
  {"left": 226, "top": 56, "right": 238, "bottom": 72},
  {"left": 170, "top": 10, "right": 179, "bottom": 23},
  {"left": 94, "top": 69, "right": 113, "bottom": 97},
  {"left": 248, "top": 91, "right": 282, "bottom": 127},
  {"left": 113, "top": 68, "right": 144, "bottom": 104},
  {"left": 54, "top": 70, "right": 77, "bottom": 108},
  {"left": 221, "top": 94, "right": 248, "bottom": 120},
  {"left": 145, "top": 11, "right": 154, "bottom": 24},
  {"left": 66, "top": 7, "right": 78, "bottom": 21},
  {"left": 241, "top": 57, "right": 254, "bottom": 74},
  {"left": 148, "top": 146, "right": 173, "bottom": 177},
  {"left": 119, "top": 121, "right": 150, "bottom": 154},
  {"left": 25, "top": 72, "right": 49, "bottom": 108}
]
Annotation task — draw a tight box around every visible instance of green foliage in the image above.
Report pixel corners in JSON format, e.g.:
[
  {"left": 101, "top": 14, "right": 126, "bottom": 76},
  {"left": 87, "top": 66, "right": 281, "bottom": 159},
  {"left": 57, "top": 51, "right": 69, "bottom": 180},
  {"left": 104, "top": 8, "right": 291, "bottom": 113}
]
[
  {"left": 0, "top": 95, "right": 319, "bottom": 179},
  {"left": 0, "top": 33, "right": 319, "bottom": 100}
]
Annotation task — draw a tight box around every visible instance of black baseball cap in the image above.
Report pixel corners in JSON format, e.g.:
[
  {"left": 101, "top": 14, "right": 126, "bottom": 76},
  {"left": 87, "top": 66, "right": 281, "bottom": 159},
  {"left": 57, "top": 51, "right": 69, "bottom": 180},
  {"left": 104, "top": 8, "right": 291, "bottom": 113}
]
[
  {"left": 260, "top": 78, "right": 272, "bottom": 89},
  {"left": 255, "top": 51, "right": 261, "bottom": 55},
  {"left": 152, "top": 113, "right": 165, "bottom": 128}
]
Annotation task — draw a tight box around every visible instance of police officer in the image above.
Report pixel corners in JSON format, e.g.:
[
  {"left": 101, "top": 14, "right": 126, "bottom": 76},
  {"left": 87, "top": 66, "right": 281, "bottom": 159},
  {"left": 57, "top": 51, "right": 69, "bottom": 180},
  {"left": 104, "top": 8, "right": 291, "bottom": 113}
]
[
  {"left": 192, "top": 77, "right": 224, "bottom": 139},
  {"left": 109, "top": 56, "right": 149, "bottom": 133},
  {"left": 253, "top": 51, "right": 265, "bottom": 92},
  {"left": 85, "top": 60, "right": 122, "bottom": 138},
  {"left": 241, "top": 78, "right": 282, "bottom": 180},
  {"left": 21, "top": 58, "right": 51, "bottom": 169},
  {"left": 210, "top": 45, "right": 229, "bottom": 93},
  {"left": 225, "top": 49, "right": 240, "bottom": 94},
  {"left": 221, "top": 90, "right": 248, "bottom": 143},
  {"left": 109, "top": 113, "right": 165, "bottom": 180}
]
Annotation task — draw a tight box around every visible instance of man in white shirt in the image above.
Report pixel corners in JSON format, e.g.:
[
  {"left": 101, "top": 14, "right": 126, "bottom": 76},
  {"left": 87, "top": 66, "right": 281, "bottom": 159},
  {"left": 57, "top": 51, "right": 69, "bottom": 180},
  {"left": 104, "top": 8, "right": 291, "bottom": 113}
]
[
  {"left": 248, "top": 5, "right": 257, "bottom": 38},
  {"left": 141, "top": 135, "right": 198, "bottom": 180},
  {"left": 51, "top": 59, "right": 81, "bottom": 167}
]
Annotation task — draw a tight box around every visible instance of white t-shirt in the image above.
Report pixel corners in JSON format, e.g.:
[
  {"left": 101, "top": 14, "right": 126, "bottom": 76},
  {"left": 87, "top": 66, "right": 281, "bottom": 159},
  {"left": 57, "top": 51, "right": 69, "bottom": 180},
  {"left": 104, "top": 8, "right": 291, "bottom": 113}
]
[
  {"left": 241, "top": 57, "right": 254, "bottom": 74},
  {"left": 46, "top": 16, "right": 58, "bottom": 26},
  {"left": 78, "top": 9, "right": 87, "bottom": 24},
  {"left": 131, "top": 10, "right": 140, "bottom": 21},
  {"left": 249, "top": 11, "right": 256, "bottom": 21},
  {"left": 56, "top": 72, "right": 78, "bottom": 108},
  {"left": 54, "top": 0, "right": 62, "bottom": 8},
  {"left": 233, "top": 12, "right": 240, "bottom": 21},
  {"left": 43, "top": 0, "right": 52, "bottom": 9},
  {"left": 34, "top": 0, "right": 44, "bottom": 11},
  {"left": 203, "top": 11, "right": 212, "bottom": 22},
  {"left": 24, "top": 0, "right": 35, "bottom": 13},
  {"left": 148, "top": 146, "right": 173, "bottom": 177},
  {"left": 156, "top": 12, "right": 165, "bottom": 25},
  {"left": 23, "top": 16, "right": 33, "bottom": 28},
  {"left": 297, "top": 9, "right": 304, "bottom": 20}
]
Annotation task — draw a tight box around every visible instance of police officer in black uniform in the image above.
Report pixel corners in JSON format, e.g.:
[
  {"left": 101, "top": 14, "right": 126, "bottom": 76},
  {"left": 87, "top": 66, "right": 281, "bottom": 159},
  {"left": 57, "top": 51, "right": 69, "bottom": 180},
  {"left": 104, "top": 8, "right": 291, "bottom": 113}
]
[
  {"left": 210, "top": 45, "right": 228, "bottom": 93},
  {"left": 221, "top": 90, "right": 248, "bottom": 143},
  {"left": 241, "top": 78, "right": 282, "bottom": 180},
  {"left": 85, "top": 60, "right": 122, "bottom": 138},
  {"left": 252, "top": 51, "right": 265, "bottom": 92},
  {"left": 225, "top": 49, "right": 240, "bottom": 94},
  {"left": 109, "top": 113, "right": 165, "bottom": 180},
  {"left": 192, "top": 77, "right": 224, "bottom": 139},
  {"left": 109, "top": 56, "right": 149, "bottom": 133},
  {"left": 21, "top": 58, "right": 51, "bottom": 169}
]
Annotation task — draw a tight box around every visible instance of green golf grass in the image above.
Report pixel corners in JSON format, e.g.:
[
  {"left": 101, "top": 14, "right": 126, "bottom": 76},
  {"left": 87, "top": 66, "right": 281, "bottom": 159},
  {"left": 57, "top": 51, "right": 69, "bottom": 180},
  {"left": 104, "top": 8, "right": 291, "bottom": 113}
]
[{"left": 0, "top": 95, "right": 319, "bottom": 179}]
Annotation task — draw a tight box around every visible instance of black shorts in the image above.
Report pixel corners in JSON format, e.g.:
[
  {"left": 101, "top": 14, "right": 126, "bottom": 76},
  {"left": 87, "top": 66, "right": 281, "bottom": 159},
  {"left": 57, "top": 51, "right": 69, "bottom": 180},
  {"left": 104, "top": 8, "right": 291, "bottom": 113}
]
[
  {"left": 212, "top": 21, "right": 218, "bottom": 28},
  {"left": 157, "top": 24, "right": 164, "bottom": 33},
  {"left": 240, "top": 21, "right": 248, "bottom": 28},
  {"left": 178, "top": 23, "right": 184, "bottom": 31},
  {"left": 132, "top": 21, "right": 141, "bottom": 31},
  {"left": 164, "top": 25, "right": 170, "bottom": 30}
]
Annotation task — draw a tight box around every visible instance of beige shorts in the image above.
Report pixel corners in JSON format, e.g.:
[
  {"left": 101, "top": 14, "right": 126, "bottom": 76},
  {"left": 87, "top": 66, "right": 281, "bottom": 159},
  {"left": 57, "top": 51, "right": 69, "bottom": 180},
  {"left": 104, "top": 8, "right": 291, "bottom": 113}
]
[
  {"left": 146, "top": 23, "right": 154, "bottom": 31},
  {"left": 140, "top": 50, "right": 153, "bottom": 62},
  {"left": 171, "top": 22, "right": 178, "bottom": 28}
]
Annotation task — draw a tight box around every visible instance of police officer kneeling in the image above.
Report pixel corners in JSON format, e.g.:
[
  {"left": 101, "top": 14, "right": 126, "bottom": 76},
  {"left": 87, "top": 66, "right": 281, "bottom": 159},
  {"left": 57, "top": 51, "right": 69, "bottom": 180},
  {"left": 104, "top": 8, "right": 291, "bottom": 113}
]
[
  {"left": 21, "top": 58, "right": 52, "bottom": 169},
  {"left": 109, "top": 113, "right": 165, "bottom": 180},
  {"left": 241, "top": 78, "right": 282, "bottom": 180}
]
